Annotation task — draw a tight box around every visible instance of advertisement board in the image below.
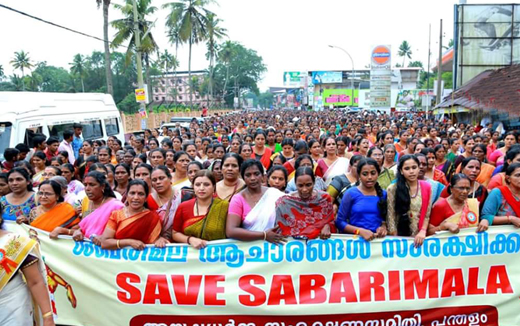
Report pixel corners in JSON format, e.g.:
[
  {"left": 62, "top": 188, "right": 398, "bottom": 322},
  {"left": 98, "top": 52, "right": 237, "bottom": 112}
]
[
  {"left": 311, "top": 71, "right": 343, "bottom": 84},
  {"left": 283, "top": 72, "right": 306, "bottom": 87},
  {"left": 370, "top": 45, "right": 392, "bottom": 110},
  {"left": 322, "top": 89, "right": 359, "bottom": 106}
]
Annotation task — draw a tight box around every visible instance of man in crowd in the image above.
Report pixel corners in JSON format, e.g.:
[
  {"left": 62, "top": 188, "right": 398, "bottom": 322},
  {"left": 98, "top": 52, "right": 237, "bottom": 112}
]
[
  {"left": 45, "top": 137, "right": 60, "bottom": 161},
  {"left": 72, "top": 123, "right": 83, "bottom": 160},
  {"left": 59, "top": 130, "right": 76, "bottom": 164}
]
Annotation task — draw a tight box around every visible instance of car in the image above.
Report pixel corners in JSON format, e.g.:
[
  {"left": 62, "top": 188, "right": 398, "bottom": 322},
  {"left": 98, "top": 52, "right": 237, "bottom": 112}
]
[{"left": 169, "top": 117, "right": 205, "bottom": 127}]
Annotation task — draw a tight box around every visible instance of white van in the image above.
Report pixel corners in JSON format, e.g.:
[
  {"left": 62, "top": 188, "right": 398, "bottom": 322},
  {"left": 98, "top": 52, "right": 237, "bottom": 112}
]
[{"left": 0, "top": 92, "right": 125, "bottom": 159}]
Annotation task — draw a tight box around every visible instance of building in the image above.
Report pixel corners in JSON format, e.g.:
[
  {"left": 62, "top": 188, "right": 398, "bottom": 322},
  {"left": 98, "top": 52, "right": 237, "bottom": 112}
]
[{"left": 150, "top": 70, "right": 212, "bottom": 108}]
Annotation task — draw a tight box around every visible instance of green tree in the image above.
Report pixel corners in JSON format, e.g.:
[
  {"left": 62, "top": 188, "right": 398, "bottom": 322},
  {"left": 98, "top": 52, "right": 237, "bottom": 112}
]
[
  {"left": 398, "top": 41, "right": 412, "bottom": 67},
  {"left": 258, "top": 91, "right": 274, "bottom": 108},
  {"left": 408, "top": 61, "right": 423, "bottom": 68},
  {"left": 0, "top": 65, "right": 4, "bottom": 80},
  {"left": 164, "top": 0, "right": 214, "bottom": 108},
  {"left": 96, "top": 0, "right": 114, "bottom": 95},
  {"left": 443, "top": 38, "right": 454, "bottom": 50},
  {"left": 70, "top": 54, "right": 88, "bottom": 92},
  {"left": 205, "top": 12, "right": 227, "bottom": 107},
  {"left": 10, "top": 50, "right": 34, "bottom": 91},
  {"left": 218, "top": 40, "right": 235, "bottom": 100}
]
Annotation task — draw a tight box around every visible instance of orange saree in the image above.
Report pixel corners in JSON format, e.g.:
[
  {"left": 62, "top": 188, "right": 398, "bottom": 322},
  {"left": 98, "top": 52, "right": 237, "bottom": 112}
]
[
  {"left": 106, "top": 209, "right": 162, "bottom": 244},
  {"left": 30, "top": 202, "right": 79, "bottom": 232}
]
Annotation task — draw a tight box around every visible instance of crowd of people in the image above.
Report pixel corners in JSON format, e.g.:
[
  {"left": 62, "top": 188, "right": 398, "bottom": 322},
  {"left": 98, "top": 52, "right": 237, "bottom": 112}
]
[{"left": 1, "top": 108, "right": 520, "bottom": 324}]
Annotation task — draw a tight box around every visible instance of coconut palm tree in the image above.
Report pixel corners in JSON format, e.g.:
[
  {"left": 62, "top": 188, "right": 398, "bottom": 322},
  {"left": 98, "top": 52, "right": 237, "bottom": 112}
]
[
  {"left": 218, "top": 40, "right": 234, "bottom": 100},
  {"left": 163, "top": 0, "right": 214, "bottom": 109},
  {"left": 205, "top": 12, "right": 227, "bottom": 108},
  {"left": 398, "top": 41, "right": 412, "bottom": 67},
  {"left": 70, "top": 54, "right": 88, "bottom": 92},
  {"left": 96, "top": 0, "right": 114, "bottom": 96},
  {"left": 0, "top": 65, "right": 4, "bottom": 80},
  {"left": 10, "top": 51, "right": 34, "bottom": 91}
]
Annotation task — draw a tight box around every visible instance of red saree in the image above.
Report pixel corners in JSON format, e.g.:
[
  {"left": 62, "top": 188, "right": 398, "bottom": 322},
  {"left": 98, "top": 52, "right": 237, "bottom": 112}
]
[
  {"left": 498, "top": 186, "right": 520, "bottom": 217},
  {"left": 106, "top": 209, "right": 162, "bottom": 244}
]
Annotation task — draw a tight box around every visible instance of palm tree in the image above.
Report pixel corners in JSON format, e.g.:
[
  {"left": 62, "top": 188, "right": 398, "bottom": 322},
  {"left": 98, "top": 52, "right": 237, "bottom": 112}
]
[
  {"left": 111, "top": 0, "right": 159, "bottom": 99},
  {"left": 218, "top": 40, "right": 234, "bottom": 100},
  {"left": 96, "top": 0, "right": 114, "bottom": 96},
  {"left": 0, "top": 65, "right": 4, "bottom": 80},
  {"left": 10, "top": 51, "right": 34, "bottom": 91},
  {"left": 163, "top": 0, "right": 214, "bottom": 109},
  {"left": 398, "top": 41, "right": 412, "bottom": 67},
  {"left": 70, "top": 54, "right": 88, "bottom": 92},
  {"left": 205, "top": 12, "right": 227, "bottom": 108},
  {"left": 158, "top": 49, "right": 179, "bottom": 75}
]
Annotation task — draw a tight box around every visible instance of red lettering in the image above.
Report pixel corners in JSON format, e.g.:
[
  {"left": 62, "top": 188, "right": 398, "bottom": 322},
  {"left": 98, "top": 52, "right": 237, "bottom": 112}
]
[
  {"left": 299, "top": 274, "right": 326, "bottom": 304},
  {"left": 467, "top": 267, "right": 485, "bottom": 295},
  {"left": 143, "top": 274, "right": 173, "bottom": 305},
  {"left": 404, "top": 270, "right": 439, "bottom": 299},
  {"left": 204, "top": 275, "right": 226, "bottom": 306},
  {"left": 238, "top": 275, "right": 266, "bottom": 307},
  {"left": 486, "top": 265, "right": 513, "bottom": 294},
  {"left": 329, "top": 272, "right": 358, "bottom": 303},
  {"left": 359, "top": 272, "right": 385, "bottom": 302},
  {"left": 116, "top": 272, "right": 141, "bottom": 304},
  {"left": 441, "top": 268, "right": 465, "bottom": 297},
  {"left": 268, "top": 275, "right": 297, "bottom": 305},
  {"left": 388, "top": 270, "right": 401, "bottom": 301},
  {"left": 171, "top": 275, "right": 202, "bottom": 305}
]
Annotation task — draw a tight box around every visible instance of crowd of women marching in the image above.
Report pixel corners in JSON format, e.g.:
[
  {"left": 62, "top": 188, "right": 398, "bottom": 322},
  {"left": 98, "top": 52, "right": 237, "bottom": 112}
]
[{"left": 1, "top": 108, "right": 520, "bottom": 325}]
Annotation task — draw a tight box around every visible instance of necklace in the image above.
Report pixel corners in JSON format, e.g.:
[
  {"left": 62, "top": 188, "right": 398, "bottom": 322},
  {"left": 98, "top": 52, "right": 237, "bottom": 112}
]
[
  {"left": 86, "top": 197, "right": 106, "bottom": 217},
  {"left": 409, "top": 183, "right": 420, "bottom": 198},
  {"left": 195, "top": 198, "right": 214, "bottom": 216}
]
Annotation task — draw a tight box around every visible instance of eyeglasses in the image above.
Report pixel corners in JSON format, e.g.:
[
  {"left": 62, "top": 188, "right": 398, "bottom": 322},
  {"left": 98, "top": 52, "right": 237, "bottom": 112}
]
[{"left": 37, "top": 192, "right": 55, "bottom": 197}]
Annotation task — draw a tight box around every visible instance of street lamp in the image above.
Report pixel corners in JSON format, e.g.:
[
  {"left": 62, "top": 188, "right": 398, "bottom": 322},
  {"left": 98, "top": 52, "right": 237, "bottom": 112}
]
[{"left": 328, "top": 45, "right": 355, "bottom": 95}]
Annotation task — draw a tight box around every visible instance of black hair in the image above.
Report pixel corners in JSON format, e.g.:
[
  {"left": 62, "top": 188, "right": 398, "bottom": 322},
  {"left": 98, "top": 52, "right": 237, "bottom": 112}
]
[
  {"left": 503, "top": 147, "right": 520, "bottom": 171},
  {"left": 85, "top": 170, "right": 116, "bottom": 198},
  {"left": 433, "top": 144, "right": 445, "bottom": 155},
  {"left": 7, "top": 167, "right": 33, "bottom": 192},
  {"left": 350, "top": 154, "right": 363, "bottom": 167},
  {"left": 39, "top": 180, "right": 65, "bottom": 203},
  {"left": 267, "top": 165, "right": 288, "bottom": 190},
  {"left": 90, "top": 163, "right": 108, "bottom": 174},
  {"left": 14, "top": 160, "right": 35, "bottom": 177},
  {"left": 152, "top": 165, "right": 172, "bottom": 179},
  {"left": 32, "top": 135, "right": 47, "bottom": 148},
  {"left": 187, "top": 161, "right": 203, "bottom": 171},
  {"left": 183, "top": 141, "right": 197, "bottom": 152},
  {"left": 98, "top": 146, "right": 112, "bottom": 156},
  {"left": 161, "top": 139, "right": 173, "bottom": 149},
  {"left": 3, "top": 148, "right": 19, "bottom": 161},
  {"left": 394, "top": 154, "right": 420, "bottom": 236},
  {"left": 308, "top": 139, "right": 320, "bottom": 150},
  {"left": 127, "top": 179, "right": 150, "bottom": 208},
  {"left": 15, "top": 143, "right": 30, "bottom": 154},
  {"left": 294, "top": 140, "right": 309, "bottom": 153},
  {"left": 193, "top": 170, "right": 217, "bottom": 187},
  {"left": 149, "top": 148, "right": 166, "bottom": 159},
  {"left": 420, "top": 147, "right": 435, "bottom": 156},
  {"left": 460, "top": 156, "right": 481, "bottom": 172},
  {"left": 238, "top": 143, "right": 252, "bottom": 155},
  {"left": 505, "top": 162, "right": 520, "bottom": 179},
  {"left": 222, "top": 152, "right": 244, "bottom": 168},
  {"left": 254, "top": 130, "right": 266, "bottom": 140},
  {"left": 294, "top": 166, "right": 315, "bottom": 184},
  {"left": 61, "top": 163, "right": 76, "bottom": 180},
  {"left": 447, "top": 173, "right": 471, "bottom": 195},
  {"left": 58, "top": 151, "right": 69, "bottom": 160},
  {"left": 367, "top": 146, "right": 383, "bottom": 158},
  {"left": 63, "top": 129, "right": 74, "bottom": 140},
  {"left": 46, "top": 136, "right": 60, "bottom": 145},
  {"left": 46, "top": 165, "right": 62, "bottom": 176},
  {"left": 134, "top": 163, "right": 153, "bottom": 177},
  {"left": 281, "top": 138, "right": 295, "bottom": 148},
  {"left": 272, "top": 154, "right": 287, "bottom": 165},
  {"left": 471, "top": 144, "right": 487, "bottom": 156},
  {"left": 136, "top": 153, "right": 147, "bottom": 163},
  {"left": 173, "top": 150, "right": 190, "bottom": 163},
  {"left": 294, "top": 154, "right": 313, "bottom": 170},
  {"left": 213, "top": 144, "right": 226, "bottom": 154},
  {"left": 240, "top": 159, "right": 264, "bottom": 179},
  {"left": 0, "top": 172, "right": 7, "bottom": 183},
  {"left": 115, "top": 163, "right": 132, "bottom": 176}
]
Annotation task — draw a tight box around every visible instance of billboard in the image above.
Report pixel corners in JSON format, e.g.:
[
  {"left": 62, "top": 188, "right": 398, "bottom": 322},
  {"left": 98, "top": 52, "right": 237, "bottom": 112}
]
[
  {"left": 322, "top": 89, "right": 359, "bottom": 106},
  {"left": 370, "top": 45, "right": 392, "bottom": 110},
  {"left": 283, "top": 71, "right": 306, "bottom": 87},
  {"left": 455, "top": 4, "right": 520, "bottom": 87},
  {"left": 311, "top": 71, "right": 342, "bottom": 84}
]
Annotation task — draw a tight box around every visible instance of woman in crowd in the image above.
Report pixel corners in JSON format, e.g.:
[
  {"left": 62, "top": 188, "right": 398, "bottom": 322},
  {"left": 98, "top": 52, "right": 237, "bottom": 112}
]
[
  {"left": 148, "top": 138, "right": 159, "bottom": 151},
  {"left": 67, "top": 171, "right": 124, "bottom": 243},
  {"left": 488, "top": 147, "right": 520, "bottom": 190},
  {"left": 434, "top": 144, "right": 454, "bottom": 181},
  {"left": 239, "top": 143, "right": 253, "bottom": 162},
  {"left": 31, "top": 151, "right": 47, "bottom": 186},
  {"left": 251, "top": 131, "right": 273, "bottom": 169},
  {"left": 421, "top": 148, "right": 448, "bottom": 186},
  {"left": 336, "top": 158, "right": 387, "bottom": 241},
  {"left": 482, "top": 163, "right": 520, "bottom": 226},
  {"left": 172, "top": 136, "right": 182, "bottom": 152},
  {"left": 101, "top": 180, "right": 162, "bottom": 250},
  {"left": 328, "top": 154, "right": 362, "bottom": 206},
  {"left": 229, "top": 138, "right": 242, "bottom": 154},
  {"left": 309, "top": 139, "right": 322, "bottom": 162},
  {"left": 0, "top": 205, "right": 56, "bottom": 326},
  {"left": 171, "top": 151, "right": 191, "bottom": 192},
  {"left": 442, "top": 157, "right": 488, "bottom": 207},
  {"left": 216, "top": 153, "right": 245, "bottom": 202},
  {"left": 149, "top": 149, "right": 166, "bottom": 168},
  {"left": 282, "top": 140, "right": 308, "bottom": 177},
  {"left": 489, "top": 131, "right": 516, "bottom": 166},
  {"left": 286, "top": 154, "right": 326, "bottom": 193},
  {"left": 275, "top": 167, "right": 335, "bottom": 239},
  {"left": 278, "top": 138, "right": 295, "bottom": 162},
  {"left": 97, "top": 146, "right": 112, "bottom": 165},
  {"left": 165, "top": 149, "right": 175, "bottom": 172},
  {"left": 428, "top": 174, "right": 487, "bottom": 235},
  {"left": 179, "top": 161, "right": 203, "bottom": 202},
  {"left": 209, "top": 159, "right": 223, "bottom": 182},
  {"left": 213, "top": 144, "right": 226, "bottom": 161},
  {"left": 0, "top": 173, "right": 9, "bottom": 196},
  {"left": 172, "top": 170, "right": 229, "bottom": 249},
  {"left": 454, "top": 138, "right": 476, "bottom": 169},
  {"left": 382, "top": 144, "right": 398, "bottom": 172},
  {"left": 150, "top": 166, "right": 180, "bottom": 245},
  {"left": 78, "top": 140, "right": 94, "bottom": 163},
  {"left": 368, "top": 147, "right": 393, "bottom": 190},
  {"left": 28, "top": 180, "right": 79, "bottom": 233},
  {"left": 114, "top": 163, "right": 131, "bottom": 202},
  {"left": 468, "top": 144, "right": 494, "bottom": 187},
  {"left": 226, "top": 159, "right": 285, "bottom": 243},
  {"left": 61, "top": 163, "right": 84, "bottom": 196},
  {"left": 1, "top": 168, "right": 36, "bottom": 223},
  {"left": 395, "top": 130, "right": 409, "bottom": 154},
  {"left": 267, "top": 165, "right": 288, "bottom": 193},
  {"left": 183, "top": 142, "right": 198, "bottom": 161},
  {"left": 387, "top": 155, "right": 432, "bottom": 247},
  {"left": 315, "top": 137, "right": 349, "bottom": 186}
]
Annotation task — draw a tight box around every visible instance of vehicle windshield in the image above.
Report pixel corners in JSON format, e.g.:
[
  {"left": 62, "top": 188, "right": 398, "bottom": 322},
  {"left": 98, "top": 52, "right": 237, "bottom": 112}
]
[{"left": 0, "top": 122, "right": 13, "bottom": 161}]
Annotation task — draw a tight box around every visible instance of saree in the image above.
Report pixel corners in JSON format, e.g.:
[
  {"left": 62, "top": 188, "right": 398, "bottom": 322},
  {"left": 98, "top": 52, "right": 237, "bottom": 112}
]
[
  {"left": 79, "top": 197, "right": 124, "bottom": 238},
  {"left": 106, "top": 209, "right": 162, "bottom": 244},
  {"left": 445, "top": 198, "right": 480, "bottom": 228},
  {"left": 182, "top": 198, "right": 229, "bottom": 241},
  {"left": 156, "top": 194, "right": 181, "bottom": 240},
  {"left": 322, "top": 157, "right": 350, "bottom": 186},
  {"left": 0, "top": 232, "right": 47, "bottom": 326},
  {"left": 32, "top": 171, "right": 45, "bottom": 187},
  {"left": 377, "top": 167, "right": 395, "bottom": 190},
  {"left": 30, "top": 202, "right": 79, "bottom": 232},
  {"left": 275, "top": 191, "right": 336, "bottom": 239},
  {"left": 172, "top": 178, "right": 191, "bottom": 193},
  {"left": 242, "top": 188, "right": 284, "bottom": 231},
  {"left": 417, "top": 180, "right": 432, "bottom": 231},
  {"left": 252, "top": 147, "right": 273, "bottom": 169},
  {"left": 498, "top": 186, "right": 520, "bottom": 217}
]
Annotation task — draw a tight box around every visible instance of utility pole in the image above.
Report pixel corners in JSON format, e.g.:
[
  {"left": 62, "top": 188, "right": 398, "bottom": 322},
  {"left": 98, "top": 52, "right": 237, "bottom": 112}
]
[
  {"left": 436, "top": 19, "right": 443, "bottom": 106},
  {"left": 133, "top": 0, "right": 146, "bottom": 113},
  {"left": 426, "top": 24, "right": 431, "bottom": 119}
]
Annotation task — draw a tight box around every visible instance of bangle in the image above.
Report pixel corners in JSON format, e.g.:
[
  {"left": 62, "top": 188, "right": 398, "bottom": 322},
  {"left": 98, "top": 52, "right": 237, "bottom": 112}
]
[
  {"left": 116, "top": 240, "right": 120, "bottom": 249},
  {"left": 187, "top": 236, "right": 192, "bottom": 245},
  {"left": 354, "top": 229, "right": 360, "bottom": 235},
  {"left": 263, "top": 231, "right": 267, "bottom": 241},
  {"left": 42, "top": 311, "right": 53, "bottom": 318}
]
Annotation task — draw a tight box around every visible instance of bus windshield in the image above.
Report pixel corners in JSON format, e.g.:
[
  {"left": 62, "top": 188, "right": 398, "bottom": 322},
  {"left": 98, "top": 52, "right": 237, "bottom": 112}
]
[{"left": 0, "top": 122, "right": 13, "bottom": 161}]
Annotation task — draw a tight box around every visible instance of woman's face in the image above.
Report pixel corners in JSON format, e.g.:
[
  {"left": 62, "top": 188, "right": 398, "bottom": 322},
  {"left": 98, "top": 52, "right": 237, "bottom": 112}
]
[
  {"left": 425, "top": 153, "right": 435, "bottom": 169},
  {"left": 8, "top": 172, "right": 29, "bottom": 194},
  {"left": 349, "top": 161, "right": 359, "bottom": 178},
  {"left": 310, "top": 142, "right": 322, "bottom": 156},
  {"left": 325, "top": 139, "right": 337, "bottom": 155},
  {"left": 127, "top": 184, "right": 147, "bottom": 211},
  {"left": 222, "top": 157, "right": 240, "bottom": 181},
  {"left": 359, "top": 139, "right": 369, "bottom": 153},
  {"left": 384, "top": 147, "right": 396, "bottom": 162},
  {"left": 151, "top": 169, "right": 171, "bottom": 194},
  {"left": 115, "top": 166, "right": 130, "bottom": 185},
  {"left": 50, "top": 160, "right": 61, "bottom": 167},
  {"left": 187, "top": 164, "right": 201, "bottom": 184},
  {"left": 435, "top": 148, "right": 446, "bottom": 160},
  {"left": 43, "top": 167, "right": 58, "bottom": 180},
  {"left": 212, "top": 162, "right": 223, "bottom": 181},
  {"left": 173, "top": 138, "right": 182, "bottom": 151},
  {"left": 32, "top": 156, "right": 45, "bottom": 169},
  {"left": 465, "top": 139, "right": 475, "bottom": 152},
  {"left": 296, "top": 174, "right": 314, "bottom": 199},
  {"left": 337, "top": 141, "right": 347, "bottom": 154},
  {"left": 441, "top": 139, "right": 449, "bottom": 152},
  {"left": 83, "top": 142, "right": 92, "bottom": 154},
  {"left": 149, "top": 141, "right": 158, "bottom": 150},
  {"left": 383, "top": 133, "right": 394, "bottom": 145},
  {"left": 268, "top": 170, "right": 286, "bottom": 192},
  {"left": 245, "top": 136, "right": 253, "bottom": 144},
  {"left": 185, "top": 145, "right": 197, "bottom": 159},
  {"left": 254, "top": 134, "right": 266, "bottom": 147},
  {"left": 175, "top": 154, "right": 191, "bottom": 174},
  {"left": 134, "top": 167, "right": 151, "bottom": 185},
  {"left": 98, "top": 149, "right": 110, "bottom": 164},
  {"left": 240, "top": 145, "right": 252, "bottom": 160},
  {"left": 369, "top": 149, "right": 384, "bottom": 166},
  {"left": 0, "top": 178, "right": 9, "bottom": 196},
  {"left": 61, "top": 167, "right": 73, "bottom": 183},
  {"left": 230, "top": 140, "right": 241, "bottom": 153},
  {"left": 84, "top": 176, "right": 104, "bottom": 201},
  {"left": 282, "top": 145, "right": 293, "bottom": 157},
  {"left": 193, "top": 176, "right": 214, "bottom": 201},
  {"left": 507, "top": 167, "right": 520, "bottom": 189},
  {"left": 451, "top": 178, "right": 471, "bottom": 203},
  {"left": 400, "top": 132, "right": 409, "bottom": 143},
  {"left": 124, "top": 152, "right": 134, "bottom": 165},
  {"left": 195, "top": 138, "right": 202, "bottom": 150},
  {"left": 214, "top": 147, "right": 225, "bottom": 160},
  {"left": 401, "top": 158, "right": 419, "bottom": 182},
  {"left": 272, "top": 156, "right": 284, "bottom": 166},
  {"left": 462, "top": 159, "right": 481, "bottom": 182},
  {"left": 472, "top": 146, "right": 486, "bottom": 161},
  {"left": 38, "top": 184, "right": 58, "bottom": 207},
  {"left": 132, "top": 157, "right": 144, "bottom": 169},
  {"left": 165, "top": 152, "right": 174, "bottom": 166},
  {"left": 243, "top": 165, "right": 262, "bottom": 190},
  {"left": 504, "top": 135, "right": 516, "bottom": 148},
  {"left": 414, "top": 143, "right": 425, "bottom": 154},
  {"left": 358, "top": 164, "right": 378, "bottom": 189},
  {"left": 150, "top": 152, "right": 165, "bottom": 167}
]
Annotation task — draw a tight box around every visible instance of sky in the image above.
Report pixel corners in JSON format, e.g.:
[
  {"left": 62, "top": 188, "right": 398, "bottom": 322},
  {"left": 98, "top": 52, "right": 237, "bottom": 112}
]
[{"left": 0, "top": 0, "right": 511, "bottom": 92}]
